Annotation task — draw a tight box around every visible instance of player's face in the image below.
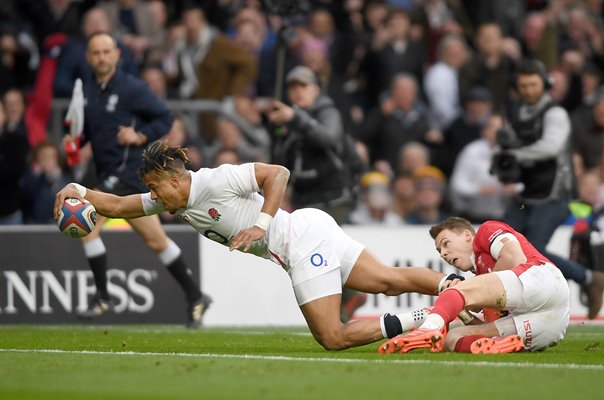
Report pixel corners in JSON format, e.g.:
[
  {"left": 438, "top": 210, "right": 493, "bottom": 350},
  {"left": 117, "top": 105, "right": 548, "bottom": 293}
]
[
  {"left": 143, "top": 173, "right": 182, "bottom": 213},
  {"left": 434, "top": 229, "right": 474, "bottom": 271}
]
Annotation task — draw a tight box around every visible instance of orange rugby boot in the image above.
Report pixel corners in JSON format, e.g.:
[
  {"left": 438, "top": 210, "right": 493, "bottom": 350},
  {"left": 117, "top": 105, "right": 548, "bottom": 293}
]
[
  {"left": 470, "top": 334, "right": 524, "bottom": 354},
  {"left": 378, "top": 328, "right": 446, "bottom": 354}
]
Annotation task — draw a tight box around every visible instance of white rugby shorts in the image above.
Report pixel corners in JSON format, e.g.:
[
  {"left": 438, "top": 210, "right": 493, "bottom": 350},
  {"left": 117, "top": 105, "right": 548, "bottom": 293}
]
[
  {"left": 286, "top": 208, "right": 364, "bottom": 305},
  {"left": 494, "top": 263, "right": 570, "bottom": 351}
]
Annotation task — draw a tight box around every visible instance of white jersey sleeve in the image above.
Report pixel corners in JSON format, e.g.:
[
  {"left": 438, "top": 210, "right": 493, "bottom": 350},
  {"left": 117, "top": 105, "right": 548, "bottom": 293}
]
[
  {"left": 141, "top": 193, "right": 166, "bottom": 215},
  {"left": 212, "top": 163, "right": 260, "bottom": 196}
]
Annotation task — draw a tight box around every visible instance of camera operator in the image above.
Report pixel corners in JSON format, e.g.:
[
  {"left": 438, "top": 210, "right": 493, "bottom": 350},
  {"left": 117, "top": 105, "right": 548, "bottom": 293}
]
[
  {"left": 268, "top": 66, "right": 354, "bottom": 221},
  {"left": 494, "top": 59, "right": 604, "bottom": 319},
  {"left": 268, "top": 66, "right": 366, "bottom": 322}
]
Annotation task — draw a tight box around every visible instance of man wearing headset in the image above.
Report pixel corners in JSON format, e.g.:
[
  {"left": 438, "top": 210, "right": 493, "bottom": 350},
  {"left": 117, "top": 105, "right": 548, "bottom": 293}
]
[{"left": 496, "top": 59, "right": 604, "bottom": 319}]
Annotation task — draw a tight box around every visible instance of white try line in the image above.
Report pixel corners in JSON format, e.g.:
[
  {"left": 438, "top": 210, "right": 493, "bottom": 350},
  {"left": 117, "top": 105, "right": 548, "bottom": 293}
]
[{"left": 0, "top": 348, "right": 602, "bottom": 371}]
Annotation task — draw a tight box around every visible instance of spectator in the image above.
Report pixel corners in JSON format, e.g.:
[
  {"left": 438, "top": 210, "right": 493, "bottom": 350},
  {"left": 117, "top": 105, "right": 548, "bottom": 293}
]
[
  {"left": 143, "top": 0, "right": 170, "bottom": 65},
  {"left": 0, "top": 101, "right": 29, "bottom": 224},
  {"left": 0, "top": 29, "right": 37, "bottom": 93},
  {"left": 405, "top": 165, "right": 449, "bottom": 225},
  {"left": 307, "top": 8, "right": 355, "bottom": 85},
  {"left": 229, "top": 6, "right": 274, "bottom": 60},
  {"left": 3, "top": 88, "right": 27, "bottom": 134},
  {"left": 572, "top": 96, "right": 604, "bottom": 178},
  {"left": 20, "top": 141, "right": 72, "bottom": 224},
  {"left": 267, "top": 65, "right": 365, "bottom": 322},
  {"left": 212, "top": 148, "right": 242, "bottom": 167},
  {"left": 141, "top": 65, "right": 169, "bottom": 99},
  {"left": 440, "top": 86, "right": 494, "bottom": 176},
  {"left": 459, "top": 22, "right": 517, "bottom": 112},
  {"left": 164, "top": 6, "right": 257, "bottom": 142},
  {"left": 449, "top": 113, "right": 513, "bottom": 222},
  {"left": 579, "top": 62, "right": 603, "bottom": 108},
  {"left": 18, "top": 0, "right": 96, "bottom": 48},
  {"left": 392, "top": 172, "right": 417, "bottom": 220},
  {"left": 165, "top": 115, "right": 203, "bottom": 171},
  {"left": 409, "top": 0, "right": 473, "bottom": 63},
  {"left": 269, "top": 65, "right": 354, "bottom": 221},
  {"left": 362, "top": 9, "right": 426, "bottom": 109},
  {"left": 559, "top": 5, "right": 604, "bottom": 70},
  {"left": 205, "top": 118, "right": 267, "bottom": 164},
  {"left": 53, "top": 7, "right": 139, "bottom": 97},
  {"left": 99, "top": 0, "right": 164, "bottom": 65},
  {"left": 348, "top": 171, "right": 403, "bottom": 226},
  {"left": 424, "top": 34, "right": 469, "bottom": 132},
  {"left": 520, "top": 10, "right": 559, "bottom": 68},
  {"left": 398, "top": 140, "right": 430, "bottom": 175},
  {"left": 356, "top": 73, "right": 430, "bottom": 174}
]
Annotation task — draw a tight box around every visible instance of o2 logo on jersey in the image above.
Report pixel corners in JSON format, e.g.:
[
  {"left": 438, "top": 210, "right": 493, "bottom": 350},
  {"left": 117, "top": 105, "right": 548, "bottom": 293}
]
[{"left": 310, "top": 253, "right": 327, "bottom": 267}]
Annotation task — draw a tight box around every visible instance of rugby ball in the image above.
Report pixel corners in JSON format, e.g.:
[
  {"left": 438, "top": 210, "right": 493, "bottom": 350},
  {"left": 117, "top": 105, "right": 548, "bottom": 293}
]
[{"left": 57, "top": 198, "right": 97, "bottom": 238}]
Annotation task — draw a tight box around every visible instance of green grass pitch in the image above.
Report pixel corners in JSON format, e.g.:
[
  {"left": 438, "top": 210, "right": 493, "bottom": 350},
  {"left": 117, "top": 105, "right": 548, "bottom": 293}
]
[{"left": 0, "top": 324, "right": 602, "bottom": 400}]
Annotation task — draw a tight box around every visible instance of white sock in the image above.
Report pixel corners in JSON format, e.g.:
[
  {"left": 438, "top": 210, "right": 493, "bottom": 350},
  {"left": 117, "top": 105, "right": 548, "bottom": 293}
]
[
  {"left": 420, "top": 314, "right": 445, "bottom": 330},
  {"left": 83, "top": 238, "right": 106, "bottom": 258},
  {"left": 396, "top": 308, "right": 429, "bottom": 332},
  {"left": 158, "top": 240, "right": 181, "bottom": 266}
]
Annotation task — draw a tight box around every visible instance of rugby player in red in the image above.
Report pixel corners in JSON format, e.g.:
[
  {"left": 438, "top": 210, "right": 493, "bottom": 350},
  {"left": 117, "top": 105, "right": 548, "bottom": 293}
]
[{"left": 379, "top": 217, "right": 569, "bottom": 354}]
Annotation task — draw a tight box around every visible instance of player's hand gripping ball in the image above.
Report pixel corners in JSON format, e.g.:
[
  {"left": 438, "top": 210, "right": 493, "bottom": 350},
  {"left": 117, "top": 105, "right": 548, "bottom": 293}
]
[{"left": 57, "top": 198, "right": 97, "bottom": 238}]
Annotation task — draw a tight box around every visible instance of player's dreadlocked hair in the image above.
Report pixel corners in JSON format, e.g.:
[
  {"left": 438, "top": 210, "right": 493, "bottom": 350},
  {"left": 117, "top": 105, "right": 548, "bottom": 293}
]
[{"left": 138, "top": 140, "right": 191, "bottom": 181}]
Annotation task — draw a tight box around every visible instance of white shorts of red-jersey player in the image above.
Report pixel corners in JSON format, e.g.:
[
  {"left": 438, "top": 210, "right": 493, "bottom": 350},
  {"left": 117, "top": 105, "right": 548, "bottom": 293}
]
[{"left": 493, "top": 262, "right": 570, "bottom": 351}]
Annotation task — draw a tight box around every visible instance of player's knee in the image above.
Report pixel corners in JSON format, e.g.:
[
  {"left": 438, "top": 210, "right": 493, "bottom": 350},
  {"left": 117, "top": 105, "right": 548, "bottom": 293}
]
[
  {"left": 314, "top": 329, "right": 348, "bottom": 351},
  {"left": 145, "top": 236, "right": 167, "bottom": 253}
]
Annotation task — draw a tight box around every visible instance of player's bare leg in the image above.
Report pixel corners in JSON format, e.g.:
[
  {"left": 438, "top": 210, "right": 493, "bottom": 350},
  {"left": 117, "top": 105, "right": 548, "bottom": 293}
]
[
  {"left": 128, "top": 215, "right": 211, "bottom": 328},
  {"left": 379, "top": 273, "right": 510, "bottom": 354},
  {"left": 345, "top": 248, "right": 443, "bottom": 295},
  {"left": 300, "top": 294, "right": 384, "bottom": 350},
  {"left": 298, "top": 248, "right": 445, "bottom": 350}
]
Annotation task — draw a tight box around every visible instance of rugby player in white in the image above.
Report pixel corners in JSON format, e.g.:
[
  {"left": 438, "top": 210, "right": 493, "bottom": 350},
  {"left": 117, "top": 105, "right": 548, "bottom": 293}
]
[{"left": 55, "top": 140, "right": 451, "bottom": 350}]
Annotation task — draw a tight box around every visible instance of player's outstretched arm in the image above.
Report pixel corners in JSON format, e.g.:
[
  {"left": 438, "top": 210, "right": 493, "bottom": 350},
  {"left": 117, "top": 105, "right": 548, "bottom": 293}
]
[{"left": 54, "top": 183, "right": 146, "bottom": 220}]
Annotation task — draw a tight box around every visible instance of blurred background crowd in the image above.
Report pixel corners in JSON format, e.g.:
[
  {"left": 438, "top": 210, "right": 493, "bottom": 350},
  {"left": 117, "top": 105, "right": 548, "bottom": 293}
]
[{"left": 2, "top": 0, "right": 604, "bottom": 228}]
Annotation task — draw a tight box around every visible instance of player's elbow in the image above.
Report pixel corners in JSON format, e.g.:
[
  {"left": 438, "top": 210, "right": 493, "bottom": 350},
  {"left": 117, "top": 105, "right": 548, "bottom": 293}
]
[{"left": 277, "top": 165, "right": 290, "bottom": 181}]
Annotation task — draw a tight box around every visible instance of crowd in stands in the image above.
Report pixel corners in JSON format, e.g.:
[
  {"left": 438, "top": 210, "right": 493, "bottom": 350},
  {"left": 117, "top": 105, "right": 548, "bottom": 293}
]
[{"left": 2, "top": 0, "right": 604, "bottom": 228}]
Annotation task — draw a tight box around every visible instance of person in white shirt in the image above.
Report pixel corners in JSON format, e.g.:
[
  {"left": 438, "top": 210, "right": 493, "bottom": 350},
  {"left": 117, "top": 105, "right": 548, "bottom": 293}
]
[
  {"left": 424, "top": 34, "right": 469, "bottom": 131},
  {"left": 449, "top": 113, "right": 514, "bottom": 222},
  {"left": 54, "top": 140, "right": 453, "bottom": 351}
]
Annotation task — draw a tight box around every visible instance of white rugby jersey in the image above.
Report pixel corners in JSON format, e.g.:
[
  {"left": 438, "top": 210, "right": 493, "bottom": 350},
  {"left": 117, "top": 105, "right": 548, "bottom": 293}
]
[{"left": 141, "top": 163, "right": 291, "bottom": 266}]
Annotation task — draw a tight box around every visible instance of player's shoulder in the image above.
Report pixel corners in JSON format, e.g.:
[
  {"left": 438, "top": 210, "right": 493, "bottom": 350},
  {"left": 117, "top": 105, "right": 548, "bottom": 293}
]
[
  {"left": 212, "top": 162, "right": 255, "bottom": 177},
  {"left": 476, "top": 220, "right": 515, "bottom": 243},
  {"left": 193, "top": 163, "right": 253, "bottom": 186}
]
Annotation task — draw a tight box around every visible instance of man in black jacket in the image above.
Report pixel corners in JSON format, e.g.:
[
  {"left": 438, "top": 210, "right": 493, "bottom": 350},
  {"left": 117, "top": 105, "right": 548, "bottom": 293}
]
[
  {"left": 498, "top": 59, "right": 604, "bottom": 319},
  {"left": 268, "top": 66, "right": 364, "bottom": 321},
  {"left": 70, "top": 32, "right": 211, "bottom": 327}
]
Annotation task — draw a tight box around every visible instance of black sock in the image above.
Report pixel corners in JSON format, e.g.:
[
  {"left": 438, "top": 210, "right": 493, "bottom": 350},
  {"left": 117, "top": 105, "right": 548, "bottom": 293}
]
[
  {"left": 166, "top": 255, "right": 202, "bottom": 303},
  {"left": 88, "top": 253, "right": 110, "bottom": 300},
  {"left": 382, "top": 313, "right": 403, "bottom": 338}
]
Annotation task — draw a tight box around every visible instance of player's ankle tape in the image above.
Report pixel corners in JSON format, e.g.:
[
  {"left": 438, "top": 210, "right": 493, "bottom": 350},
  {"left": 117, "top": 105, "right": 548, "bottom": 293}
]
[{"left": 382, "top": 313, "right": 403, "bottom": 338}]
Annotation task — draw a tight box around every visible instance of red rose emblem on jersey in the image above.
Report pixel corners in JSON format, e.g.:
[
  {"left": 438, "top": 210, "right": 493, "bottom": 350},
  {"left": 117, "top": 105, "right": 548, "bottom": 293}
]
[{"left": 208, "top": 208, "right": 221, "bottom": 222}]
